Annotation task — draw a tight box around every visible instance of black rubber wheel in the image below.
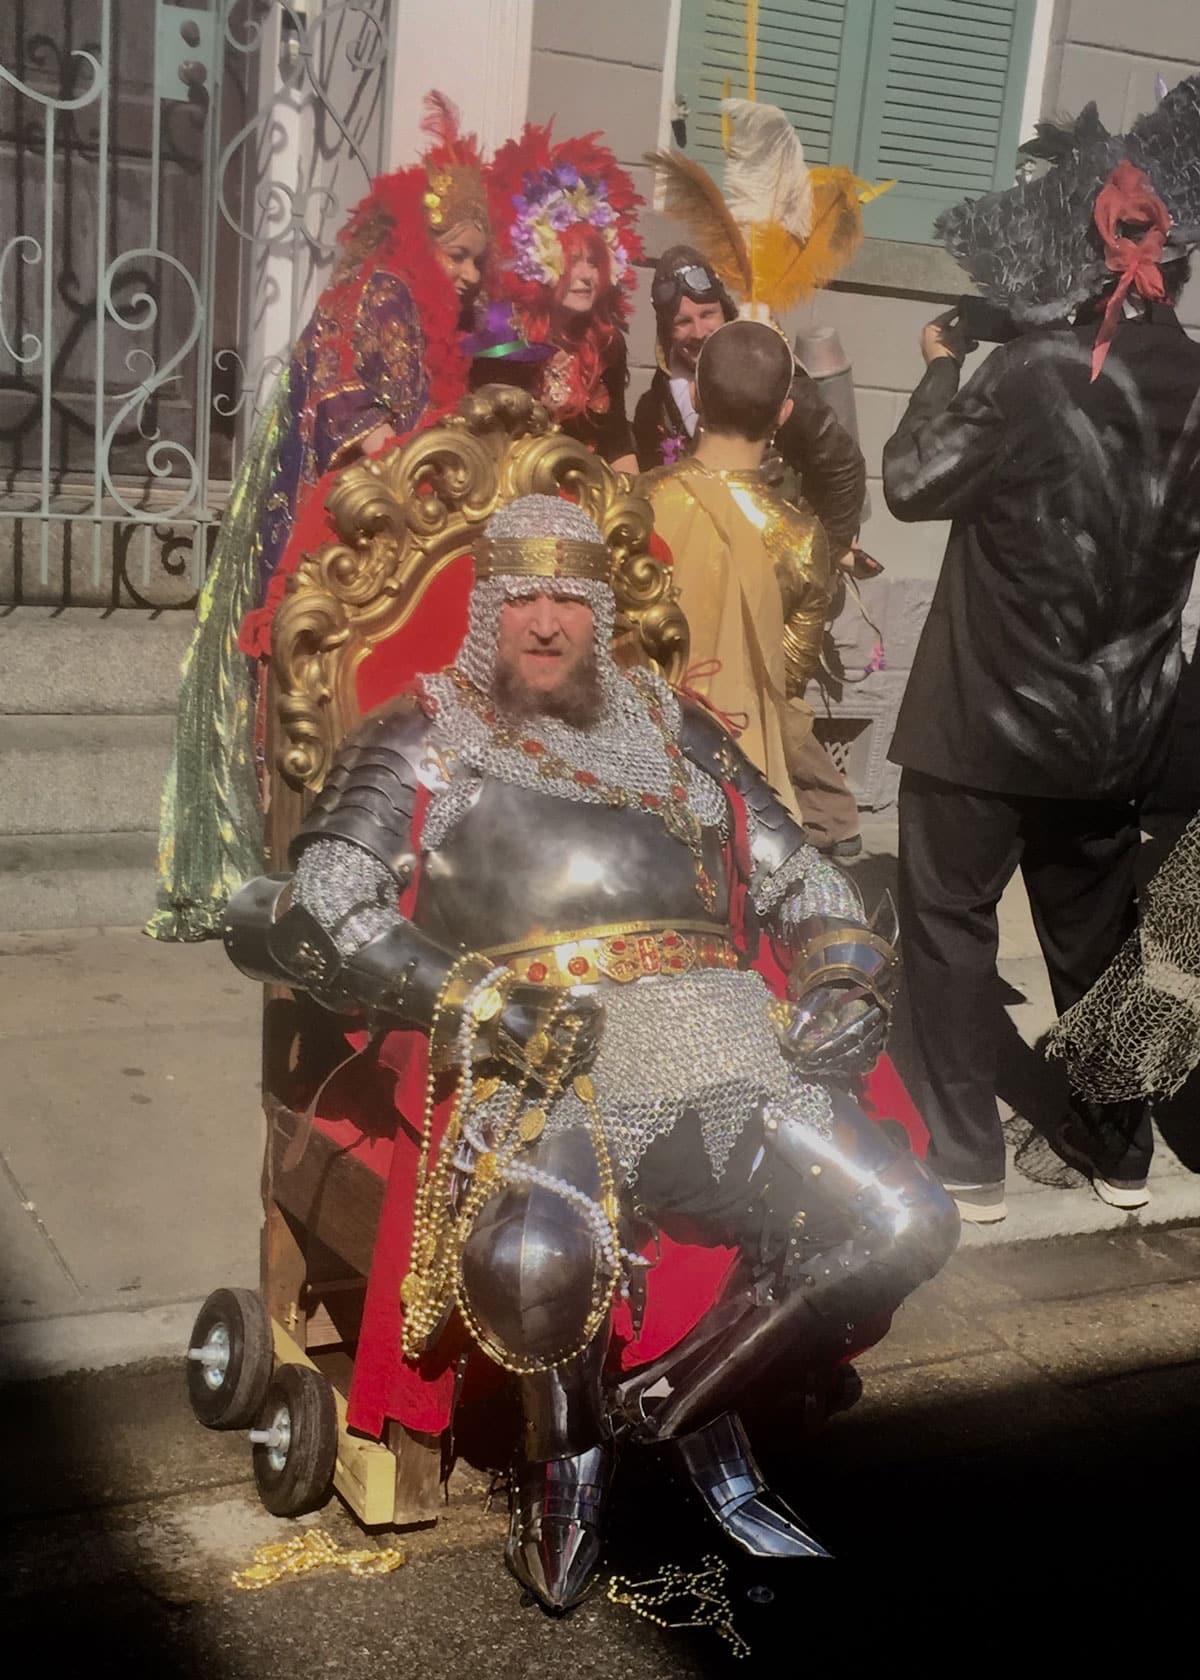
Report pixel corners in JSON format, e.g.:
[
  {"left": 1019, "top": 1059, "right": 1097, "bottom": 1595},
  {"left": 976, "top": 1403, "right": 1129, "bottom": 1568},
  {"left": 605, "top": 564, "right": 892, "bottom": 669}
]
[
  {"left": 251, "top": 1363, "right": 338, "bottom": 1518},
  {"left": 186, "top": 1287, "right": 274, "bottom": 1430}
]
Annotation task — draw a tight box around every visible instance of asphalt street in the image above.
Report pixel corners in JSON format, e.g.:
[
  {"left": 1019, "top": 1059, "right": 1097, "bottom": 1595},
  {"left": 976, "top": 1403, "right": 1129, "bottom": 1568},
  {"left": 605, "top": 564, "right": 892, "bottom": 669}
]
[{"left": 5, "top": 1223, "right": 1200, "bottom": 1675}]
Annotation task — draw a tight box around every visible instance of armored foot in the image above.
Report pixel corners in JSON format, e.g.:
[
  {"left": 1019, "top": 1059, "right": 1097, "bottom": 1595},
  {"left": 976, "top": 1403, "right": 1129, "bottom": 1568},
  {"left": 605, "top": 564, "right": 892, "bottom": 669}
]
[
  {"left": 504, "top": 1443, "right": 614, "bottom": 1612},
  {"left": 671, "top": 1411, "right": 829, "bottom": 1559}
]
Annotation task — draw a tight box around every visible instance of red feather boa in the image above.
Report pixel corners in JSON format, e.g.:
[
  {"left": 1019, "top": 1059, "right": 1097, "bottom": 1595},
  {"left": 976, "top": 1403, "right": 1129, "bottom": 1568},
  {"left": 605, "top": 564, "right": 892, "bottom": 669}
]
[{"left": 238, "top": 167, "right": 469, "bottom": 659}]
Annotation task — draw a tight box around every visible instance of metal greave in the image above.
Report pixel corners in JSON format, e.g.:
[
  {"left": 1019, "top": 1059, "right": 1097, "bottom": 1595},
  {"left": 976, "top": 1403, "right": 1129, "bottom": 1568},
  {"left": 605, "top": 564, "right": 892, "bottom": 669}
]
[
  {"left": 518, "top": 1329, "right": 609, "bottom": 1463},
  {"left": 622, "top": 1102, "right": 960, "bottom": 1440}
]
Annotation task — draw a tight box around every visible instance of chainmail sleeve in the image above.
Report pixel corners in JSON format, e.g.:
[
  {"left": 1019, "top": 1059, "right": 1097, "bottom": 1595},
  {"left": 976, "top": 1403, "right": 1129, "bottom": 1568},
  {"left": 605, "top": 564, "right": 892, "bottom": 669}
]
[
  {"left": 292, "top": 837, "right": 403, "bottom": 957},
  {"left": 675, "top": 693, "right": 863, "bottom": 932},
  {"left": 744, "top": 810, "right": 864, "bottom": 932}
]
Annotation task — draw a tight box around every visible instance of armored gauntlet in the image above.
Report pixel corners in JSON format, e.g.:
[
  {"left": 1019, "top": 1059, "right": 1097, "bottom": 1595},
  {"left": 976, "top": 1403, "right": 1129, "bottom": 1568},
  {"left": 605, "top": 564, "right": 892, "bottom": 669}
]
[{"left": 780, "top": 912, "right": 898, "bottom": 1078}]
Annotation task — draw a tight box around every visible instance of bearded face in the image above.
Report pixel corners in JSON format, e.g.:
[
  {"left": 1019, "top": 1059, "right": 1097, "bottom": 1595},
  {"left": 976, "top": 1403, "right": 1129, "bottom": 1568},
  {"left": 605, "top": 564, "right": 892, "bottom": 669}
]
[
  {"left": 669, "top": 294, "right": 726, "bottom": 374},
  {"left": 493, "top": 591, "right": 602, "bottom": 728}
]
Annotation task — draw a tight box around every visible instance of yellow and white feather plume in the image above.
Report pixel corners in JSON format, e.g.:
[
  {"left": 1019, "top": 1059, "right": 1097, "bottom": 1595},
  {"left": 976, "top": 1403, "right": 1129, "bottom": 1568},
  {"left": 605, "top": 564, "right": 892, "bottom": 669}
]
[{"left": 648, "top": 97, "right": 892, "bottom": 316}]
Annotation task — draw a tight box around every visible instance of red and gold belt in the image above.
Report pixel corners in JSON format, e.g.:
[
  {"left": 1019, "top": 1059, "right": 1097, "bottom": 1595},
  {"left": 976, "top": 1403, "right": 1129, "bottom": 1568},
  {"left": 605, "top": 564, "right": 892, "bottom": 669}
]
[{"left": 483, "top": 920, "right": 740, "bottom": 987}]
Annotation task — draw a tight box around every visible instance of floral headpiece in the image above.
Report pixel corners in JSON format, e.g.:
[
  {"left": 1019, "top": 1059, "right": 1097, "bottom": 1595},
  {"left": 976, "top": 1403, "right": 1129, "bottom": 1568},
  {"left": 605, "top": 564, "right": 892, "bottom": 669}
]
[
  {"left": 488, "top": 123, "right": 643, "bottom": 317},
  {"left": 512, "top": 161, "right": 629, "bottom": 284}
]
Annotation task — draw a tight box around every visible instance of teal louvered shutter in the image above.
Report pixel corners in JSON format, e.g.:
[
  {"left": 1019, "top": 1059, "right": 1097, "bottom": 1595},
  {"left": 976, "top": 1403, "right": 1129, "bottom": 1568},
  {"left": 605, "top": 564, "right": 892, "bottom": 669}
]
[
  {"left": 675, "top": 0, "right": 1038, "bottom": 247},
  {"left": 675, "top": 0, "right": 871, "bottom": 179},
  {"left": 856, "top": 0, "right": 1039, "bottom": 242}
]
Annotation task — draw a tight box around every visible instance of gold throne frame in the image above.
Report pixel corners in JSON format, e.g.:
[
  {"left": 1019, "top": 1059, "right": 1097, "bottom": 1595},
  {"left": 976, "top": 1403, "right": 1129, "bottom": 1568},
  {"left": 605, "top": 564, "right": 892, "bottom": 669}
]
[
  {"left": 269, "top": 383, "right": 688, "bottom": 812},
  {"left": 254, "top": 385, "right": 688, "bottom": 1523}
]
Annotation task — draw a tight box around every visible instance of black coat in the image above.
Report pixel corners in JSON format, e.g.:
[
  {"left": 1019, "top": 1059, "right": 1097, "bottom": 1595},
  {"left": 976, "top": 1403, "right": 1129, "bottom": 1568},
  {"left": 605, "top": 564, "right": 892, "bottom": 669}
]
[
  {"left": 633, "top": 366, "right": 866, "bottom": 554},
  {"left": 883, "top": 305, "right": 1200, "bottom": 800}
]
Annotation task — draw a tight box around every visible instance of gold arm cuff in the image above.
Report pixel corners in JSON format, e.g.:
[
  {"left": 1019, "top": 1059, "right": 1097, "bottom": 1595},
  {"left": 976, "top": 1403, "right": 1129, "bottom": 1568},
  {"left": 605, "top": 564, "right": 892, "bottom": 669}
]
[{"left": 790, "top": 926, "right": 898, "bottom": 1006}]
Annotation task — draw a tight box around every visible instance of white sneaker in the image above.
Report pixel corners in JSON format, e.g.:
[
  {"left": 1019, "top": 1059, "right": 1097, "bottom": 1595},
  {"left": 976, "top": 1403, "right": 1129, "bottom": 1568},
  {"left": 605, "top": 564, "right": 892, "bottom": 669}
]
[
  {"left": 942, "top": 1182, "right": 1008, "bottom": 1224},
  {"left": 1091, "top": 1173, "right": 1150, "bottom": 1211}
]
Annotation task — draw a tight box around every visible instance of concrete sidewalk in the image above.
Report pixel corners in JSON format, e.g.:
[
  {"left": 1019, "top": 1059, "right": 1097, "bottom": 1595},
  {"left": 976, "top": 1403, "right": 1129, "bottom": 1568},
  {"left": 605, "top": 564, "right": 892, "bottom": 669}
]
[
  {"left": 0, "top": 926, "right": 262, "bottom": 1379},
  {"left": 2, "top": 820, "right": 1198, "bottom": 1380}
]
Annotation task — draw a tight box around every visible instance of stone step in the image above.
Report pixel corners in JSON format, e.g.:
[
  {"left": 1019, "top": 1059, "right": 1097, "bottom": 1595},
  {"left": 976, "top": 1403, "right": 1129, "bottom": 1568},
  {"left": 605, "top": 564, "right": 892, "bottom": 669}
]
[
  {"left": 0, "top": 832, "right": 158, "bottom": 931},
  {"left": 0, "top": 609, "right": 195, "bottom": 716},
  {"left": 2, "top": 714, "right": 174, "bottom": 837}
]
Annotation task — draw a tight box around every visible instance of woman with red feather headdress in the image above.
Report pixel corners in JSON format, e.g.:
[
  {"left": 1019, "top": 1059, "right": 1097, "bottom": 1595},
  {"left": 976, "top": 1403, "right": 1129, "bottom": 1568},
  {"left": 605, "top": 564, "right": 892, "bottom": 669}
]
[
  {"left": 480, "top": 123, "right": 643, "bottom": 470},
  {"left": 238, "top": 93, "right": 491, "bottom": 658},
  {"left": 149, "top": 93, "right": 492, "bottom": 943}
]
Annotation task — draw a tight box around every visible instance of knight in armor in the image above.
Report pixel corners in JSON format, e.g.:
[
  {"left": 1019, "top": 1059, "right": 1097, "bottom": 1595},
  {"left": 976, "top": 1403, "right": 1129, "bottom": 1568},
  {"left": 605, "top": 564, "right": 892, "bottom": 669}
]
[{"left": 223, "top": 493, "right": 958, "bottom": 1608}]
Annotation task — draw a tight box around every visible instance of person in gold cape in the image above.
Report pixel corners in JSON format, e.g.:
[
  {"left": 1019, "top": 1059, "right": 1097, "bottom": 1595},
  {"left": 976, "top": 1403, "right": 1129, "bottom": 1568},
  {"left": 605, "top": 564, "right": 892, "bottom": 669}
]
[{"left": 641, "top": 318, "right": 832, "bottom": 826}]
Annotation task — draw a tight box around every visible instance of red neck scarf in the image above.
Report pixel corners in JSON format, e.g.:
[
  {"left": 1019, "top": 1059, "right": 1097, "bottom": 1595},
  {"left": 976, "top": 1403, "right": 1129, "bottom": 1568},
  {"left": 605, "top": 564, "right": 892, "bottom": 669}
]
[{"left": 1089, "top": 160, "right": 1171, "bottom": 381}]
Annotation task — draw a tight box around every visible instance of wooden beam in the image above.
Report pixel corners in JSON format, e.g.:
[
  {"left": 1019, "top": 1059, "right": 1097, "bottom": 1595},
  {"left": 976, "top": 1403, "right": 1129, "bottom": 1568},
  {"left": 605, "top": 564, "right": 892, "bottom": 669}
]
[
  {"left": 385, "top": 1419, "right": 444, "bottom": 1526},
  {"left": 266, "top": 1099, "right": 384, "bottom": 1278}
]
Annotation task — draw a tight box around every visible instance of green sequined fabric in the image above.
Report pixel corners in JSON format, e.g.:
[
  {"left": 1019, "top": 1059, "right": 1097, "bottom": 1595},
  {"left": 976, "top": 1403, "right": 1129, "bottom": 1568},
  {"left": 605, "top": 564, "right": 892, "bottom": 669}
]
[{"left": 145, "top": 376, "right": 288, "bottom": 941}]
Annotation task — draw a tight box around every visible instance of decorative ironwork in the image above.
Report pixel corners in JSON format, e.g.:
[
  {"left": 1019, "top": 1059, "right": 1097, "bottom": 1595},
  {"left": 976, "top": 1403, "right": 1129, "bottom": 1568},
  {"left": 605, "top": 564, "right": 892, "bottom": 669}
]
[
  {"left": 0, "top": 0, "right": 392, "bottom": 608},
  {"left": 272, "top": 384, "right": 690, "bottom": 793}
]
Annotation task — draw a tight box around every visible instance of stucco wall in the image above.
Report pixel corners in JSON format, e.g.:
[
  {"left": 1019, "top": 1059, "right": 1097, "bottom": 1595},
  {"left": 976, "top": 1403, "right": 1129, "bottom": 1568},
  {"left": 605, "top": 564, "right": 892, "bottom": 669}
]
[{"left": 527, "top": 0, "right": 676, "bottom": 409}]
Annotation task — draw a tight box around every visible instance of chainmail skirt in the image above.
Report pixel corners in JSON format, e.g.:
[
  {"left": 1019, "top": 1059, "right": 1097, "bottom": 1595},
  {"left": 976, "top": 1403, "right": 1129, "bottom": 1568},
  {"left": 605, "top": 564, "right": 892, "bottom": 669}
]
[{"left": 473, "top": 967, "right": 833, "bottom": 1182}]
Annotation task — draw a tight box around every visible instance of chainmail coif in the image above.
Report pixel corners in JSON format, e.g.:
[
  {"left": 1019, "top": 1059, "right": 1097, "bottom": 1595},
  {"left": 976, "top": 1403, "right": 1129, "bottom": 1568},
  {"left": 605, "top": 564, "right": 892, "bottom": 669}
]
[{"left": 421, "top": 495, "right": 728, "bottom": 849}]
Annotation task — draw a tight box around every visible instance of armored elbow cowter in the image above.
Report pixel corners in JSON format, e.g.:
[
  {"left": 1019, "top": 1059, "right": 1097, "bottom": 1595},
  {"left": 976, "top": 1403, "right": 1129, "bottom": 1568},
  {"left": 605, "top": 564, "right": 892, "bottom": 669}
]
[{"left": 221, "top": 693, "right": 500, "bottom": 1045}]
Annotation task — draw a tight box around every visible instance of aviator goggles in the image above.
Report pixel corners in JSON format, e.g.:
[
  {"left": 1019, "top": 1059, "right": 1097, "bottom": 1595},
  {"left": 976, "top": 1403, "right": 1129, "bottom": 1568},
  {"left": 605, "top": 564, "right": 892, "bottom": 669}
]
[{"left": 650, "top": 262, "right": 727, "bottom": 314}]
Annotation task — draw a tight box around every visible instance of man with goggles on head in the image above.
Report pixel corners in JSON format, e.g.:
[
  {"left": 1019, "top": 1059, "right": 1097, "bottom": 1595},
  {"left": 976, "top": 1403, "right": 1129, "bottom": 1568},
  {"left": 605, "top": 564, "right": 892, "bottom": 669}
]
[{"left": 634, "top": 245, "right": 866, "bottom": 564}]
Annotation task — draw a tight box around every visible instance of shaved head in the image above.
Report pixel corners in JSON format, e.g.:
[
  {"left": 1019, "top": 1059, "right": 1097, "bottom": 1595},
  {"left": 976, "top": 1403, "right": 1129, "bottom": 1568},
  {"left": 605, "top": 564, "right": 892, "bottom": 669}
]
[{"left": 696, "top": 319, "right": 796, "bottom": 441}]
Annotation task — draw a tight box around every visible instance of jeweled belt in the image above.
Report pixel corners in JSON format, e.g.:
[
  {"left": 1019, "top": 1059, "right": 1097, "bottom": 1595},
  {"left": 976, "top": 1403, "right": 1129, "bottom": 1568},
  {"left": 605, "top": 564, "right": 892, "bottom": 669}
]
[{"left": 482, "top": 920, "right": 740, "bottom": 987}]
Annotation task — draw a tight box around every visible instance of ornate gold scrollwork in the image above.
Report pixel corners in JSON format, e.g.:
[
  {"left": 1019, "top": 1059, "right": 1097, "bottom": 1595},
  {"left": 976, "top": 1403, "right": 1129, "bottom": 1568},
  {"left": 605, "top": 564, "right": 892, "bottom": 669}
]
[{"left": 271, "top": 383, "right": 688, "bottom": 792}]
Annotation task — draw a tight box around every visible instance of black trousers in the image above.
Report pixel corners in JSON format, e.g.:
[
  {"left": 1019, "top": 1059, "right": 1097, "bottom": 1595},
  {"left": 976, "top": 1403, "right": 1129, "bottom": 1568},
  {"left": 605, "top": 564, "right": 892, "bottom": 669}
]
[{"left": 897, "top": 768, "right": 1151, "bottom": 1186}]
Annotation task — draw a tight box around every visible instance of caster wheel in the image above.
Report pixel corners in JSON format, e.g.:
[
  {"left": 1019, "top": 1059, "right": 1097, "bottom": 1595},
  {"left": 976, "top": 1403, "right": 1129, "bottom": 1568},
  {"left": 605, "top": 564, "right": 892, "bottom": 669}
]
[
  {"left": 187, "top": 1287, "right": 274, "bottom": 1429},
  {"left": 250, "top": 1363, "right": 338, "bottom": 1518}
]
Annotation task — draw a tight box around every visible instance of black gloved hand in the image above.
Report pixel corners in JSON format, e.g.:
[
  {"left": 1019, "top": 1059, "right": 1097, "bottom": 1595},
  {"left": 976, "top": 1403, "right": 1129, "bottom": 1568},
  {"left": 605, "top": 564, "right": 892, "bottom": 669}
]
[
  {"left": 779, "top": 981, "right": 889, "bottom": 1078},
  {"left": 489, "top": 985, "right": 605, "bottom": 1091},
  {"left": 925, "top": 306, "right": 979, "bottom": 365}
]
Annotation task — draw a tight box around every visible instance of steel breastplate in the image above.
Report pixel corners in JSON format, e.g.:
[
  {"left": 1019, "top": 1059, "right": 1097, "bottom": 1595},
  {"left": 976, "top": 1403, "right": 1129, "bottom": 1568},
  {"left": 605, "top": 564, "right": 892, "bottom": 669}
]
[{"left": 413, "top": 778, "right": 730, "bottom": 949}]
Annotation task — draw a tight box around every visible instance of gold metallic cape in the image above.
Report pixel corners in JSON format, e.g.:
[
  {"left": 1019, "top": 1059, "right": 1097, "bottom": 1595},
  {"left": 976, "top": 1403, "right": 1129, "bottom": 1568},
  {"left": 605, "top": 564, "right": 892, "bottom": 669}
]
[
  {"left": 642, "top": 461, "right": 830, "bottom": 824},
  {"left": 144, "top": 379, "right": 287, "bottom": 941}
]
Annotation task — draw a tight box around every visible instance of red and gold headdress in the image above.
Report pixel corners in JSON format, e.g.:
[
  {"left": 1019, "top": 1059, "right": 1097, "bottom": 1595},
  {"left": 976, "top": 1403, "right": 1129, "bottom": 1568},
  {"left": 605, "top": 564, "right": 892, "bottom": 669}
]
[
  {"left": 487, "top": 122, "right": 643, "bottom": 326},
  {"left": 418, "top": 90, "right": 489, "bottom": 236},
  {"left": 335, "top": 90, "right": 488, "bottom": 264}
]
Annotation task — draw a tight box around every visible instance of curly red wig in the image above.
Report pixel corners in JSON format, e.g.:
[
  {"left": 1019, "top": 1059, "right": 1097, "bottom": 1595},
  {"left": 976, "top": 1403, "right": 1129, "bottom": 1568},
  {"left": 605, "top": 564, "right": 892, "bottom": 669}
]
[
  {"left": 486, "top": 122, "right": 642, "bottom": 420},
  {"left": 520, "top": 224, "right": 625, "bottom": 418}
]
